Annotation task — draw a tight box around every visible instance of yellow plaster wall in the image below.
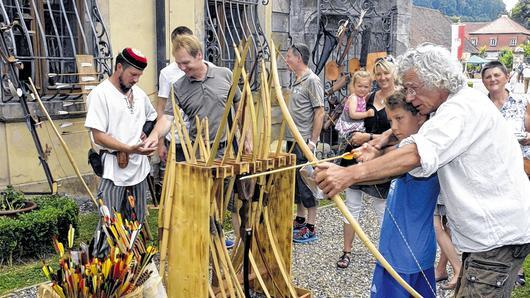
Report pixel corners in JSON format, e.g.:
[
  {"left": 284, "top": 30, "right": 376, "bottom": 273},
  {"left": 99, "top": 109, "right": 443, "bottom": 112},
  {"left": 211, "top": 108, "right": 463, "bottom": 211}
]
[
  {"left": 0, "top": 123, "right": 9, "bottom": 186},
  {"left": 98, "top": 0, "right": 205, "bottom": 104},
  {"left": 102, "top": 0, "right": 158, "bottom": 102},
  {"left": 166, "top": 0, "right": 205, "bottom": 59},
  {"left": 2, "top": 118, "right": 92, "bottom": 188}
]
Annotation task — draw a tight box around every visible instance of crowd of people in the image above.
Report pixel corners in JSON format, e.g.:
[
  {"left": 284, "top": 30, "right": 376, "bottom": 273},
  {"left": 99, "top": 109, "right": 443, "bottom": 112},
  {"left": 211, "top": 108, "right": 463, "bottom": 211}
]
[
  {"left": 314, "top": 44, "right": 530, "bottom": 297},
  {"left": 84, "top": 24, "right": 530, "bottom": 297}
]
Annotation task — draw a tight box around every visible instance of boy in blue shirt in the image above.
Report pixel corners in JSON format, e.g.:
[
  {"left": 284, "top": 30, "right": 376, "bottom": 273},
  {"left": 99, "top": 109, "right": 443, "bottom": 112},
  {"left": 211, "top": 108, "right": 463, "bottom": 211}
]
[{"left": 369, "top": 91, "right": 439, "bottom": 298}]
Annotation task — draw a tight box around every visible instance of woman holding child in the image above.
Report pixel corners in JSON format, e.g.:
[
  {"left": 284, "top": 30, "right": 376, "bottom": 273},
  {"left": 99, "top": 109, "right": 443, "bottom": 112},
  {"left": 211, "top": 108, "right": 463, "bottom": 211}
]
[{"left": 335, "top": 58, "right": 396, "bottom": 269}]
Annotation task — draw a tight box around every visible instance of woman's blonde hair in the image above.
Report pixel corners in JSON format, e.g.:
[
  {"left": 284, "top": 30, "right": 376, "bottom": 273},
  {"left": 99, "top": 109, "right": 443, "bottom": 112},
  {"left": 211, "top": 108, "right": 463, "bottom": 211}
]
[
  {"left": 172, "top": 34, "right": 202, "bottom": 58},
  {"left": 373, "top": 59, "right": 396, "bottom": 77}
]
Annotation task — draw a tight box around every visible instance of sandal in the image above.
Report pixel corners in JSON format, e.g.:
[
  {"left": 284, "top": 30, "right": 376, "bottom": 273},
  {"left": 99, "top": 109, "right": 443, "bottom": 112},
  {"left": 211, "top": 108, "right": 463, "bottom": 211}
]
[
  {"left": 337, "top": 251, "right": 352, "bottom": 269},
  {"left": 441, "top": 281, "right": 457, "bottom": 290}
]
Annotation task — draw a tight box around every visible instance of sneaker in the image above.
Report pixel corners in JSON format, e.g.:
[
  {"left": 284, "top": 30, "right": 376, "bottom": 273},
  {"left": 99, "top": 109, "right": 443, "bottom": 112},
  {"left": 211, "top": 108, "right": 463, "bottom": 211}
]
[
  {"left": 293, "top": 226, "right": 318, "bottom": 243},
  {"left": 293, "top": 220, "right": 306, "bottom": 233},
  {"left": 225, "top": 239, "right": 235, "bottom": 249}
]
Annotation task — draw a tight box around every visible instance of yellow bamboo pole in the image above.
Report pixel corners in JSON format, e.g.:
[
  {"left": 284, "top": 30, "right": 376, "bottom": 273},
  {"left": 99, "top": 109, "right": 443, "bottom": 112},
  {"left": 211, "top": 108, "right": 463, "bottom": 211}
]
[
  {"left": 209, "top": 238, "right": 228, "bottom": 298},
  {"left": 159, "top": 123, "right": 177, "bottom": 279},
  {"left": 157, "top": 138, "right": 173, "bottom": 235},
  {"left": 260, "top": 60, "right": 272, "bottom": 159},
  {"left": 234, "top": 45, "right": 258, "bottom": 161},
  {"left": 170, "top": 85, "right": 194, "bottom": 163},
  {"left": 28, "top": 78, "right": 96, "bottom": 206},
  {"left": 204, "top": 118, "right": 211, "bottom": 157},
  {"left": 240, "top": 151, "right": 360, "bottom": 180},
  {"left": 249, "top": 251, "right": 272, "bottom": 298},
  {"left": 208, "top": 39, "right": 252, "bottom": 166},
  {"left": 263, "top": 207, "right": 298, "bottom": 297}
]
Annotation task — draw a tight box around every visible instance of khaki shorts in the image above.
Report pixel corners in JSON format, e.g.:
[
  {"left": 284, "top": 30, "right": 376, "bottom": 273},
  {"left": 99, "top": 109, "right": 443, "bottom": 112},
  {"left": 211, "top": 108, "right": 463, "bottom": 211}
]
[{"left": 455, "top": 243, "right": 530, "bottom": 297}]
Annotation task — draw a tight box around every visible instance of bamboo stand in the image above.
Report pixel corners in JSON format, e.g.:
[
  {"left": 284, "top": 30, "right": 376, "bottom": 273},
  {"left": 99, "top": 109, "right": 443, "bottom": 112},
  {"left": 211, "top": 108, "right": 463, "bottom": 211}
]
[
  {"left": 164, "top": 153, "right": 310, "bottom": 297},
  {"left": 161, "top": 38, "right": 312, "bottom": 298}
]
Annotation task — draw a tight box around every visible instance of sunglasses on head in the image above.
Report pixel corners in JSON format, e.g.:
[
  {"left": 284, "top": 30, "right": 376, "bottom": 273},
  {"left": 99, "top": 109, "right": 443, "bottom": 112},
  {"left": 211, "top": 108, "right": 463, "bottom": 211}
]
[
  {"left": 375, "top": 56, "right": 395, "bottom": 64},
  {"left": 291, "top": 44, "right": 303, "bottom": 56}
]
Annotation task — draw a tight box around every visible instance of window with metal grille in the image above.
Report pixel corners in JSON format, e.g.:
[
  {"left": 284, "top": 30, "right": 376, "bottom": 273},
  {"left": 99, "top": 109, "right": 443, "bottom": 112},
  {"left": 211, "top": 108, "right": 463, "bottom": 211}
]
[
  {"left": 204, "top": 0, "right": 269, "bottom": 91},
  {"left": 510, "top": 38, "right": 516, "bottom": 46},
  {"left": 0, "top": 0, "right": 112, "bottom": 103}
]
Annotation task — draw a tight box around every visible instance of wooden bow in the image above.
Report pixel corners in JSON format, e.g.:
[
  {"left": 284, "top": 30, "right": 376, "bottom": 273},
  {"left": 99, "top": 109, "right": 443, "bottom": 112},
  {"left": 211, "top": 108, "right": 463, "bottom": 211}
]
[{"left": 269, "top": 39, "right": 422, "bottom": 298}]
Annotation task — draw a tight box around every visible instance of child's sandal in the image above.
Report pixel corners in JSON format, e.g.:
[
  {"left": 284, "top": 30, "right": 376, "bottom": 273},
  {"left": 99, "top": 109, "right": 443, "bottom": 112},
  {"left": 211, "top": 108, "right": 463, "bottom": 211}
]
[{"left": 337, "top": 251, "right": 351, "bottom": 269}]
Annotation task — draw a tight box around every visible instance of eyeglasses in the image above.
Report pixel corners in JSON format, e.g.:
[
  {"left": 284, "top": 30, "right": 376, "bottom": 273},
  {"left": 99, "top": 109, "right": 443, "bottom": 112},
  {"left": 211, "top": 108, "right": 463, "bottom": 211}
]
[{"left": 403, "top": 83, "right": 423, "bottom": 98}]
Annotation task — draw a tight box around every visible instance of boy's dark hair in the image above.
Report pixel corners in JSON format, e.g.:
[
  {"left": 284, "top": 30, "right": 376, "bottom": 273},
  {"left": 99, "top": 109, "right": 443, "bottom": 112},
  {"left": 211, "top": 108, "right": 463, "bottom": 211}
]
[
  {"left": 481, "top": 61, "right": 508, "bottom": 77},
  {"left": 171, "top": 26, "right": 193, "bottom": 41},
  {"left": 290, "top": 43, "right": 310, "bottom": 65},
  {"left": 385, "top": 91, "right": 420, "bottom": 115}
]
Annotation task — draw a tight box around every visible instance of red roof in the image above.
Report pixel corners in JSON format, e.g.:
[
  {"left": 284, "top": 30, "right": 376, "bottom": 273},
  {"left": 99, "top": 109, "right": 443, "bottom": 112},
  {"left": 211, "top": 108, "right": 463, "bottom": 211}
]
[
  {"left": 462, "top": 22, "right": 488, "bottom": 38},
  {"left": 470, "top": 15, "right": 530, "bottom": 35}
]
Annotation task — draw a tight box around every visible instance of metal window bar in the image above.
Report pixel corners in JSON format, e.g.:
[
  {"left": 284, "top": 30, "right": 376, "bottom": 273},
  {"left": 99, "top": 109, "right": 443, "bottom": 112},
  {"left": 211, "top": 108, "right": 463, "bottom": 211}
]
[{"left": 205, "top": 0, "right": 270, "bottom": 91}]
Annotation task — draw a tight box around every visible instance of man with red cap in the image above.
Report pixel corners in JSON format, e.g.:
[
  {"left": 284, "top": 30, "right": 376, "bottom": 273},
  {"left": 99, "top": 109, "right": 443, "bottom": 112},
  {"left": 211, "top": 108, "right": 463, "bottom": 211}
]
[{"left": 85, "top": 48, "right": 157, "bottom": 256}]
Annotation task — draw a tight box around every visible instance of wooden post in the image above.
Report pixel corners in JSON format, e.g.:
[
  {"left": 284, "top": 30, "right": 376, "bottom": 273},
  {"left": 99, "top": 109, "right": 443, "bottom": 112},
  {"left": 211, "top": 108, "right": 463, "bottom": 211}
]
[{"left": 166, "top": 163, "right": 211, "bottom": 297}]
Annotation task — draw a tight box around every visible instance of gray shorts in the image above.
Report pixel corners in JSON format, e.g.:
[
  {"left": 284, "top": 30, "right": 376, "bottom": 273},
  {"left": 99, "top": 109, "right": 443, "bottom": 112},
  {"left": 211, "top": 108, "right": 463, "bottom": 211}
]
[
  {"left": 455, "top": 243, "right": 530, "bottom": 297},
  {"left": 287, "top": 141, "right": 317, "bottom": 208}
]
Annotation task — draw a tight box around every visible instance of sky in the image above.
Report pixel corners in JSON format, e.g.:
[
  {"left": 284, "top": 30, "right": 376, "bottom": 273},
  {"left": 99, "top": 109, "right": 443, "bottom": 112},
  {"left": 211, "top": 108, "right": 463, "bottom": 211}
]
[{"left": 504, "top": 0, "right": 517, "bottom": 11}]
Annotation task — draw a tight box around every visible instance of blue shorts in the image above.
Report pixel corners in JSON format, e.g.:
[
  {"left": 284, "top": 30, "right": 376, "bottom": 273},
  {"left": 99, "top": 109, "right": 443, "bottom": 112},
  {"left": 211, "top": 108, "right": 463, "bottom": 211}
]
[{"left": 370, "top": 264, "right": 436, "bottom": 298}]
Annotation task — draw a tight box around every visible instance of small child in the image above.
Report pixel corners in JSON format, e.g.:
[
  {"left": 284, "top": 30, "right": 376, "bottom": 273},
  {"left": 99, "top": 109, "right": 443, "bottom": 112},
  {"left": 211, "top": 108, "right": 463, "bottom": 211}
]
[
  {"left": 370, "top": 91, "right": 439, "bottom": 298},
  {"left": 335, "top": 70, "right": 374, "bottom": 143}
]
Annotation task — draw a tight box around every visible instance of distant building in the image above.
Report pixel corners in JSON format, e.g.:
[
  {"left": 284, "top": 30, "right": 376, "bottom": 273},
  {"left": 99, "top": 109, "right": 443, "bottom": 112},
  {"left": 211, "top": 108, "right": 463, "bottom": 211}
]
[
  {"left": 467, "top": 15, "right": 530, "bottom": 60},
  {"left": 410, "top": 6, "right": 477, "bottom": 56}
]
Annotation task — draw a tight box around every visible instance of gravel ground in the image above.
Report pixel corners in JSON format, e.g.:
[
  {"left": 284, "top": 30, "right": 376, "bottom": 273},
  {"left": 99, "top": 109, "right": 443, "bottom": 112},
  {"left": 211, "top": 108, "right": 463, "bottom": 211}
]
[
  {"left": 291, "top": 198, "right": 455, "bottom": 298},
  {"left": 7, "top": 198, "right": 456, "bottom": 298}
]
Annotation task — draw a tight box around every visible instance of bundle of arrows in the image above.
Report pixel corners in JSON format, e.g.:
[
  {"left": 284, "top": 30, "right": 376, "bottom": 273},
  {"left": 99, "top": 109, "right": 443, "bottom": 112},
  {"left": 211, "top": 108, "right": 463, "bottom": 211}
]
[{"left": 41, "top": 202, "right": 157, "bottom": 298}]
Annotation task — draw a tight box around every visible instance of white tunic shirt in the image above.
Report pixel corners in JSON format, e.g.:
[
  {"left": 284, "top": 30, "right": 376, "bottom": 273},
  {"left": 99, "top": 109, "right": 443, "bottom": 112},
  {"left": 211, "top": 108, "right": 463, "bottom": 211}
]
[
  {"left": 401, "top": 87, "right": 530, "bottom": 253},
  {"left": 158, "top": 62, "right": 189, "bottom": 143},
  {"left": 85, "top": 79, "right": 157, "bottom": 186}
]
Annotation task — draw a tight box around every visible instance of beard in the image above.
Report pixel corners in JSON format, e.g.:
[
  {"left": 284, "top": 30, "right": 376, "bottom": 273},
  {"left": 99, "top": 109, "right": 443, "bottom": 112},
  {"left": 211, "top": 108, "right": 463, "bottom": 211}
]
[{"left": 118, "top": 74, "right": 132, "bottom": 93}]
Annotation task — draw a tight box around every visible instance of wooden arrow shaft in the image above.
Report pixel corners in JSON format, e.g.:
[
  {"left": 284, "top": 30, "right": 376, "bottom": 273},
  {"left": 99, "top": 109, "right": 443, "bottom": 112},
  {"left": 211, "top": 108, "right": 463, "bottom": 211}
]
[{"left": 240, "top": 153, "right": 351, "bottom": 180}]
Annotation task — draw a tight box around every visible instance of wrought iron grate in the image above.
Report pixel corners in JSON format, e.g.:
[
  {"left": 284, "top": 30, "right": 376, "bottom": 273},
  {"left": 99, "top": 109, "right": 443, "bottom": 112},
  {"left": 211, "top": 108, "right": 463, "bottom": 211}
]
[
  {"left": 205, "top": 0, "right": 270, "bottom": 90},
  {"left": 0, "top": 0, "right": 112, "bottom": 103}
]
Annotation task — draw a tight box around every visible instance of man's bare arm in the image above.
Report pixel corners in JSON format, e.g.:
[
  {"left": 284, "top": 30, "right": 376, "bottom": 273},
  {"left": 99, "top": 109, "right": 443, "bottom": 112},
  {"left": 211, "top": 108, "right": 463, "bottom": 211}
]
[
  {"left": 144, "top": 115, "right": 172, "bottom": 149},
  {"left": 311, "top": 106, "right": 324, "bottom": 144},
  {"left": 315, "top": 143, "right": 421, "bottom": 197}
]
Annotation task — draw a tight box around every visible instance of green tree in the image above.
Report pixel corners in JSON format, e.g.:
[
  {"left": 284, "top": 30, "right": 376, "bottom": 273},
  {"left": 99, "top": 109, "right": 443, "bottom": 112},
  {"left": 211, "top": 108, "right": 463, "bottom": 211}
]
[
  {"left": 449, "top": 15, "right": 461, "bottom": 23},
  {"left": 511, "top": 0, "right": 530, "bottom": 29},
  {"left": 521, "top": 41, "right": 530, "bottom": 57},
  {"left": 478, "top": 46, "right": 488, "bottom": 58},
  {"left": 499, "top": 48, "right": 514, "bottom": 69},
  {"left": 413, "top": 0, "right": 506, "bottom": 22}
]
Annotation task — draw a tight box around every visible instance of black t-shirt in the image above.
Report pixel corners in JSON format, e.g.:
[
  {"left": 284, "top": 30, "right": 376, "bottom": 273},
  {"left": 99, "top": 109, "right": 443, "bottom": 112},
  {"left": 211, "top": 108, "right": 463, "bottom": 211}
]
[{"left": 365, "top": 91, "right": 390, "bottom": 134}]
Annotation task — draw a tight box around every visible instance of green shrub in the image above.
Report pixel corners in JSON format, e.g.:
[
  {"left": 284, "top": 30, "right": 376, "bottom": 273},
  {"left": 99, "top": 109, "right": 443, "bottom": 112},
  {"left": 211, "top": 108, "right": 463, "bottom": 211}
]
[
  {"left": 0, "top": 195, "right": 79, "bottom": 265},
  {"left": 0, "top": 185, "right": 25, "bottom": 211}
]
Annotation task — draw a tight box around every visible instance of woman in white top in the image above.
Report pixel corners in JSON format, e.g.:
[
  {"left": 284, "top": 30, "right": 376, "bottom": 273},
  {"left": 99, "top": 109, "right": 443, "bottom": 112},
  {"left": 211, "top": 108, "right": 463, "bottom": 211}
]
[{"left": 482, "top": 61, "right": 530, "bottom": 176}]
